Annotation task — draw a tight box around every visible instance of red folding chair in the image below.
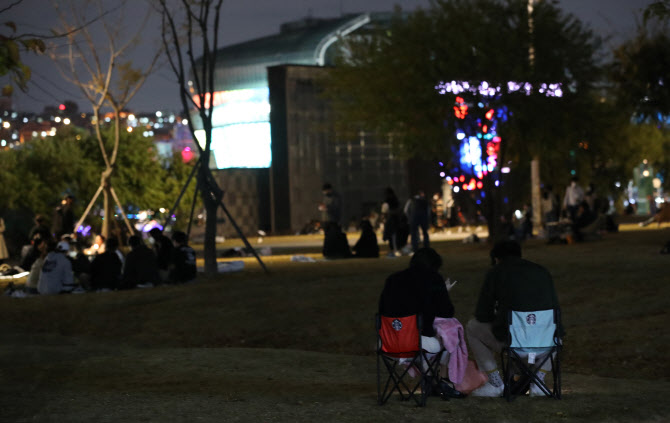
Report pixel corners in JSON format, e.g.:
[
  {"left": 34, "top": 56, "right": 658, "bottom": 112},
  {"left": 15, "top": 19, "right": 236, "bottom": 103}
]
[{"left": 376, "top": 313, "right": 442, "bottom": 406}]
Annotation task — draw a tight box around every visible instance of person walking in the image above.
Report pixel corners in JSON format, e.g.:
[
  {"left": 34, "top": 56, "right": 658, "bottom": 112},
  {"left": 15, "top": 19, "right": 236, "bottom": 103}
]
[
  {"left": 404, "top": 190, "right": 431, "bottom": 253},
  {"left": 381, "top": 187, "right": 401, "bottom": 257},
  {"left": 562, "top": 177, "right": 584, "bottom": 221}
]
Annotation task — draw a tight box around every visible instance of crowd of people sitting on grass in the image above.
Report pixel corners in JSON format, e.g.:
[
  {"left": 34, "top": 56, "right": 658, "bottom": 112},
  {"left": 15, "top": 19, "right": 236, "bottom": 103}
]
[{"left": 4, "top": 218, "right": 196, "bottom": 297}]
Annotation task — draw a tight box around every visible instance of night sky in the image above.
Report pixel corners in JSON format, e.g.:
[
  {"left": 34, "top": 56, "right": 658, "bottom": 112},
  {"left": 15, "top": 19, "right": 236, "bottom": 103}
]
[{"left": 1, "top": 0, "right": 656, "bottom": 113}]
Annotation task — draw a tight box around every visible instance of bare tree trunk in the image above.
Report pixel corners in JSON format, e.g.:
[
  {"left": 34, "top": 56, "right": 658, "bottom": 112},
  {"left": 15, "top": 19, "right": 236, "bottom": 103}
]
[
  {"left": 102, "top": 181, "right": 111, "bottom": 238},
  {"left": 531, "top": 157, "right": 542, "bottom": 235}
]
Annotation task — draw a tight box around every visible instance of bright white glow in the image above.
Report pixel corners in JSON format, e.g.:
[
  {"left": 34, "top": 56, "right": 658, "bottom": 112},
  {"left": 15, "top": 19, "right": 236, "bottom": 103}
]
[
  {"left": 436, "top": 80, "right": 563, "bottom": 97},
  {"left": 514, "top": 210, "right": 523, "bottom": 220},
  {"left": 456, "top": 132, "right": 466, "bottom": 140},
  {"left": 159, "top": 208, "right": 166, "bottom": 213},
  {"left": 501, "top": 167, "right": 511, "bottom": 173},
  {"left": 55, "top": 117, "right": 61, "bottom": 123},
  {"left": 194, "top": 122, "right": 272, "bottom": 169},
  {"left": 653, "top": 178, "right": 661, "bottom": 189},
  {"left": 2, "top": 121, "right": 9, "bottom": 128},
  {"left": 127, "top": 127, "right": 133, "bottom": 133},
  {"left": 615, "top": 182, "right": 621, "bottom": 188},
  {"left": 182, "top": 119, "right": 189, "bottom": 125},
  {"left": 63, "top": 118, "right": 71, "bottom": 125},
  {"left": 128, "top": 114, "right": 136, "bottom": 120},
  {"left": 40, "top": 131, "right": 47, "bottom": 137},
  {"left": 23, "top": 117, "right": 28, "bottom": 123},
  {"left": 193, "top": 88, "right": 272, "bottom": 169},
  {"left": 642, "top": 170, "right": 650, "bottom": 177},
  {"left": 453, "top": 186, "right": 460, "bottom": 193},
  {"left": 439, "top": 172, "right": 446, "bottom": 177},
  {"left": 0, "top": 140, "right": 5, "bottom": 147},
  {"left": 156, "top": 111, "right": 162, "bottom": 117}
]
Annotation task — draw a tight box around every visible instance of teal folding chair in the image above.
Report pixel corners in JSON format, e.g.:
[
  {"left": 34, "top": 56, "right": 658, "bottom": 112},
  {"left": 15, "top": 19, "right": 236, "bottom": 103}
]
[{"left": 501, "top": 309, "right": 562, "bottom": 401}]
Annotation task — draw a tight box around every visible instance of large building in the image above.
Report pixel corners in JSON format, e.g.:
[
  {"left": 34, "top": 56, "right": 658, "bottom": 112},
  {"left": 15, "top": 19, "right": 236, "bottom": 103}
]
[{"left": 191, "top": 14, "right": 424, "bottom": 237}]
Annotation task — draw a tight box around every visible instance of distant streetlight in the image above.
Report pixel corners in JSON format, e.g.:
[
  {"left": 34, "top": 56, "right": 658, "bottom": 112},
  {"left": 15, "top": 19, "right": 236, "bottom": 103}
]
[
  {"left": 63, "top": 118, "right": 71, "bottom": 125},
  {"left": 2, "top": 121, "right": 9, "bottom": 129}
]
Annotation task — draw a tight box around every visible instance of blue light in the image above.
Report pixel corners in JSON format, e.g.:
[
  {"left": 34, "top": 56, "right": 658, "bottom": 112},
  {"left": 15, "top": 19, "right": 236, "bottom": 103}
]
[{"left": 438, "top": 161, "right": 444, "bottom": 166}]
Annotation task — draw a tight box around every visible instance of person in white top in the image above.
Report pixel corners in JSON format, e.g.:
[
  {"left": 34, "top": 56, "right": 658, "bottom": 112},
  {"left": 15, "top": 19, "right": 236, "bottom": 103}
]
[{"left": 562, "top": 177, "right": 584, "bottom": 221}]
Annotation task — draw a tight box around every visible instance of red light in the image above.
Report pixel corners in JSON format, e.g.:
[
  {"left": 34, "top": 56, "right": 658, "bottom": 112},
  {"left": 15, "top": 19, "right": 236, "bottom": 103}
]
[
  {"left": 181, "top": 148, "right": 194, "bottom": 163},
  {"left": 476, "top": 181, "right": 483, "bottom": 189},
  {"left": 58, "top": 104, "right": 66, "bottom": 111},
  {"left": 485, "top": 109, "right": 495, "bottom": 120},
  {"left": 459, "top": 175, "right": 465, "bottom": 182},
  {"left": 447, "top": 179, "right": 454, "bottom": 185},
  {"left": 482, "top": 125, "right": 488, "bottom": 133}
]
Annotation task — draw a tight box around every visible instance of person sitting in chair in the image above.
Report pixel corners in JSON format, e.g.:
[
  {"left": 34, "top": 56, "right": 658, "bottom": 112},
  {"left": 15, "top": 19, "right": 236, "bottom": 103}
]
[
  {"left": 466, "top": 240, "right": 563, "bottom": 397},
  {"left": 378, "top": 247, "right": 466, "bottom": 399}
]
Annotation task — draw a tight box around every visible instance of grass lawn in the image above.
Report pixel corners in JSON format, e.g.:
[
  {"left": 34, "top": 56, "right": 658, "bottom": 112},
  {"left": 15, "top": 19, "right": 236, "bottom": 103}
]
[{"left": 0, "top": 226, "right": 668, "bottom": 422}]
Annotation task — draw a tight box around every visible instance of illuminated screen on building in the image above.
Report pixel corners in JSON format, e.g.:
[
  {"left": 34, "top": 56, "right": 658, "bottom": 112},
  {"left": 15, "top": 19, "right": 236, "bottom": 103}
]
[{"left": 193, "top": 87, "right": 272, "bottom": 169}]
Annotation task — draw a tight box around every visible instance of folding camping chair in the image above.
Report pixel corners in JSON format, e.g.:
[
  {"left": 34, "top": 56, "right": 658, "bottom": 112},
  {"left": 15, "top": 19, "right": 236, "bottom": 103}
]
[
  {"left": 376, "top": 313, "right": 443, "bottom": 406},
  {"left": 501, "top": 309, "right": 562, "bottom": 401}
]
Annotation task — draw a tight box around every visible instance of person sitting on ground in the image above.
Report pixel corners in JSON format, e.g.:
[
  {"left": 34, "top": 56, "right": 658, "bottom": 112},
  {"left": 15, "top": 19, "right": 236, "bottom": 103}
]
[
  {"left": 68, "top": 241, "right": 92, "bottom": 290},
  {"left": 466, "top": 240, "right": 563, "bottom": 397},
  {"left": 84, "top": 234, "right": 106, "bottom": 256},
  {"left": 352, "top": 219, "right": 379, "bottom": 258},
  {"left": 149, "top": 227, "right": 174, "bottom": 282},
  {"left": 169, "top": 231, "right": 197, "bottom": 284},
  {"left": 121, "top": 235, "right": 160, "bottom": 289},
  {"left": 90, "top": 238, "right": 122, "bottom": 291},
  {"left": 25, "top": 237, "right": 47, "bottom": 294},
  {"left": 379, "top": 247, "right": 466, "bottom": 399},
  {"left": 573, "top": 201, "right": 597, "bottom": 242},
  {"left": 640, "top": 202, "right": 670, "bottom": 227},
  {"left": 37, "top": 240, "right": 74, "bottom": 295}
]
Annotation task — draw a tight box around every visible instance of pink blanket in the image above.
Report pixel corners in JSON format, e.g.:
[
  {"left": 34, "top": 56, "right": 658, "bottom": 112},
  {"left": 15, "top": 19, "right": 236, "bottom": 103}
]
[{"left": 432, "top": 317, "right": 468, "bottom": 384}]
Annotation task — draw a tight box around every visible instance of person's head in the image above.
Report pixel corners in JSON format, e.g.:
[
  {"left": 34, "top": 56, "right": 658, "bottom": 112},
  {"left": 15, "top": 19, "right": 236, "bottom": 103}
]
[
  {"left": 409, "top": 247, "right": 442, "bottom": 272},
  {"left": 570, "top": 176, "right": 579, "bottom": 186},
  {"left": 149, "top": 227, "right": 162, "bottom": 239},
  {"left": 322, "top": 183, "right": 333, "bottom": 195},
  {"left": 171, "top": 231, "right": 188, "bottom": 246},
  {"left": 490, "top": 240, "right": 521, "bottom": 265},
  {"left": 35, "top": 215, "right": 46, "bottom": 225},
  {"left": 105, "top": 237, "right": 119, "bottom": 252},
  {"left": 128, "top": 235, "right": 143, "bottom": 249},
  {"left": 64, "top": 194, "right": 74, "bottom": 205},
  {"left": 94, "top": 234, "right": 105, "bottom": 245},
  {"left": 56, "top": 240, "right": 70, "bottom": 254}
]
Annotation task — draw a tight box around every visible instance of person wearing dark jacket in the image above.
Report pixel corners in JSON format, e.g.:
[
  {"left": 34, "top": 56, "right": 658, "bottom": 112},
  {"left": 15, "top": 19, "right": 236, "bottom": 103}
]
[
  {"left": 378, "top": 247, "right": 465, "bottom": 399},
  {"left": 149, "top": 227, "right": 174, "bottom": 282},
  {"left": 90, "top": 238, "right": 122, "bottom": 290},
  {"left": 169, "top": 231, "right": 196, "bottom": 283},
  {"left": 352, "top": 219, "right": 379, "bottom": 258},
  {"left": 121, "top": 235, "right": 160, "bottom": 289},
  {"left": 467, "top": 240, "right": 563, "bottom": 397}
]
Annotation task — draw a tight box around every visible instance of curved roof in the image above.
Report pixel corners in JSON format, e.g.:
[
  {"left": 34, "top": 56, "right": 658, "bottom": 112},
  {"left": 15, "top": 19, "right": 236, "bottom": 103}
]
[{"left": 202, "top": 13, "right": 387, "bottom": 92}]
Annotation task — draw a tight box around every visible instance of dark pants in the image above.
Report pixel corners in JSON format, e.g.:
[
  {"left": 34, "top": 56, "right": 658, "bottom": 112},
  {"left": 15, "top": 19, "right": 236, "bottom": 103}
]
[{"left": 410, "top": 219, "right": 430, "bottom": 252}]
